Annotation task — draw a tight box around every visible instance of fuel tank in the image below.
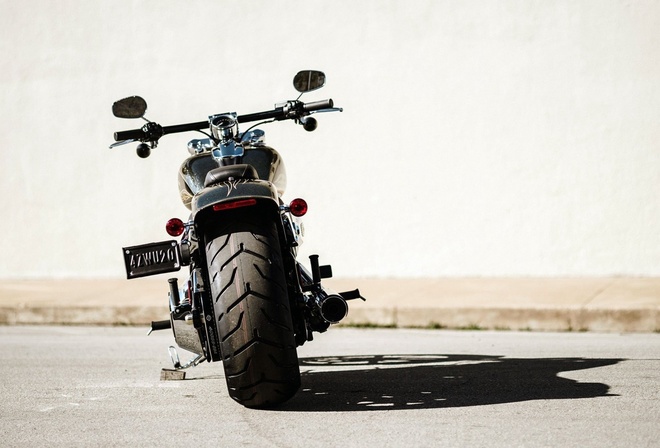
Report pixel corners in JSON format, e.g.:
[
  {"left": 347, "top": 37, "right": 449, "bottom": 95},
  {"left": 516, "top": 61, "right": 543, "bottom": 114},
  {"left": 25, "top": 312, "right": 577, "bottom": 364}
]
[{"left": 178, "top": 145, "right": 287, "bottom": 209}]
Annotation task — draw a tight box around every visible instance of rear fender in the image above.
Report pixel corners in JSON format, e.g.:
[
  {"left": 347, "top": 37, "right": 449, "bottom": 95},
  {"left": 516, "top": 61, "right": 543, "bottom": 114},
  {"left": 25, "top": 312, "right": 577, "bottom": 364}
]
[
  {"left": 191, "top": 183, "right": 284, "bottom": 362},
  {"left": 191, "top": 179, "right": 280, "bottom": 221}
]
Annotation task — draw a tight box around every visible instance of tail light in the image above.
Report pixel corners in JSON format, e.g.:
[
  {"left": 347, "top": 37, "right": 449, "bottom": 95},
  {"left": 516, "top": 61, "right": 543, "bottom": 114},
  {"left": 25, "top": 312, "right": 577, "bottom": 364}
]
[
  {"left": 289, "top": 198, "right": 308, "bottom": 217},
  {"left": 212, "top": 198, "right": 258, "bottom": 212}
]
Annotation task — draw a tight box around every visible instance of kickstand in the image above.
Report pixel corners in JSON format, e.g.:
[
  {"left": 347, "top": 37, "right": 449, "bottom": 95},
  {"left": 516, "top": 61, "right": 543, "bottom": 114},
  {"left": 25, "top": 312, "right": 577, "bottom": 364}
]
[
  {"left": 168, "top": 346, "right": 205, "bottom": 370},
  {"left": 161, "top": 347, "right": 206, "bottom": 381}
]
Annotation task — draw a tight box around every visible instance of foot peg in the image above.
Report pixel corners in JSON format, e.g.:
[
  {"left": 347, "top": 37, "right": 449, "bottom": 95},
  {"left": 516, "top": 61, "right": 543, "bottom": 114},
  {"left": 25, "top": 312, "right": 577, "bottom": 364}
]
[
  {"left": 339, "top": 289, "right": 366, "bottom": 301},
  {"left": 147, "top": 319, "right": 172, "bottom": 335}
]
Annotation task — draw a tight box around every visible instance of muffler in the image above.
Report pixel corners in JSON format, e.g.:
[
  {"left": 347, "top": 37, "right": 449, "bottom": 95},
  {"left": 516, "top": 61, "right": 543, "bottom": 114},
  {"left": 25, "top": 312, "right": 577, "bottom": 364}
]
[
  {"left": 305, "top": 287, "right": 349, "bottom": 325},
  {"left": 298, "top": 255, "right": 364, "bottom": 329},
  {"left": 312, "top": 288, "right": 349, "bottom": 324}
]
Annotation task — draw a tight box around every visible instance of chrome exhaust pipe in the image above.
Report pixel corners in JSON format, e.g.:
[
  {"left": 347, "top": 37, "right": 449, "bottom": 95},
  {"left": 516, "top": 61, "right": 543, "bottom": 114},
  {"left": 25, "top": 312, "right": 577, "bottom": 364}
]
[
  {"left": 310, "top": 288, "right": 349, "bottom": 324},
  {"left": 297, "top": 258, "right": 353, "bottom": 325}
]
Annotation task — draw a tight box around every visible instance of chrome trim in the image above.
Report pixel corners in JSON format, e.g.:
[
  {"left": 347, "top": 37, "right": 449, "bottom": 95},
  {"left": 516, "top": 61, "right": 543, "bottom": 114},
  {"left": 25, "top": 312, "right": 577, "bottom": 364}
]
[
  {"left": 209, "top": 113, "right": 238, "bottom": 142},
  {"left": 212, "top": 140, "right": 244, "bottom": 160},
  {"left": 187, "top": 138, "right": 213, "bottom": 155},
  {"left": 240, "top": 129, "right": 266, "bottom": 145},
  {"left": 280, "top": 208, "right": 304, "bottom": 247}
]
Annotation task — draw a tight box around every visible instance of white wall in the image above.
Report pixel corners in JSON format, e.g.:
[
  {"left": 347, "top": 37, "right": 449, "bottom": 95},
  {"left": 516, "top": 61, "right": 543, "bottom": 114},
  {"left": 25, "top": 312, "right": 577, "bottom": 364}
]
[{"left": 1, "top": 0, "right": 658, "bottom": 278}]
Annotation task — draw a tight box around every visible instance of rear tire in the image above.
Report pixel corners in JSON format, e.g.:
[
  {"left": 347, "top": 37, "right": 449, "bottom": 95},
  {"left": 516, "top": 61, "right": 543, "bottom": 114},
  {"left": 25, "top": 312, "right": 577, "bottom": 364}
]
[{"left": 205, "top": 211, "right": 300, "bottom": 408}]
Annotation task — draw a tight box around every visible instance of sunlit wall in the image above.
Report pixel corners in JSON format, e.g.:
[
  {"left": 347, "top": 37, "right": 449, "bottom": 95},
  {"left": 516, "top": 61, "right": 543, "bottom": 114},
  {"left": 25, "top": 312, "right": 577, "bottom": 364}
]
[{"left": 1, "top": 0, "right": 658, "bottom": 278}]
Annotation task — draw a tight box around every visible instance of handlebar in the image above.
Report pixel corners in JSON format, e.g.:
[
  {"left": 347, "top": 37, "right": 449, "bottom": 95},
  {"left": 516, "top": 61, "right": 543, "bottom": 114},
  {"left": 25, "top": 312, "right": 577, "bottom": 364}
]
[
  {"left": 113, "top": 99, "right": 334, "bottom": 142},
  {"left": 237, "top": 107, "right": 285, "bottom": 124},
  {"left": 114, "top": 120, "right": 208, "bottom": 142}
]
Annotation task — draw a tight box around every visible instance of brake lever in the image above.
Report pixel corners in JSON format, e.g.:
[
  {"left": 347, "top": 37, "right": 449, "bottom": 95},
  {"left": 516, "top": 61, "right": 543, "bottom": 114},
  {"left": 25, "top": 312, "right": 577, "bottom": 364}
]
[
  {"left": 109, "top": 139, "right": 137, "bottom": 149},
  {"left": 310, "top": 107, "right": 343, "bottom": 114}
]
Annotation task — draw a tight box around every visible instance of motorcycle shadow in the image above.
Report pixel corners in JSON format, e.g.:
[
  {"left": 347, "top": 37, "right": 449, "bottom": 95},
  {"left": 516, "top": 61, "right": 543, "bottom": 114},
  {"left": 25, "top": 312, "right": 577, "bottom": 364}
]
[{"left": 281, "top": 354, "right": 621, "bottom": 412}]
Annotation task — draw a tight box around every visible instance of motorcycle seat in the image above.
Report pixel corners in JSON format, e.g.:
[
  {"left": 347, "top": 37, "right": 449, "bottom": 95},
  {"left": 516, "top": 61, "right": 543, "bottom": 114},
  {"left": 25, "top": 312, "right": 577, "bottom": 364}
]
[{"left": 204, "top": 164, "right": 259, "bottom": 187}]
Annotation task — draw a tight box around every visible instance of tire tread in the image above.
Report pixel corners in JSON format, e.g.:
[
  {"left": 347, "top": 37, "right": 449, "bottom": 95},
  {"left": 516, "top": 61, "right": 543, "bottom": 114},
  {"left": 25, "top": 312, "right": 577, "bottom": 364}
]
[{"left": 205, "top": 214, "right": 300, "bottom": 408}]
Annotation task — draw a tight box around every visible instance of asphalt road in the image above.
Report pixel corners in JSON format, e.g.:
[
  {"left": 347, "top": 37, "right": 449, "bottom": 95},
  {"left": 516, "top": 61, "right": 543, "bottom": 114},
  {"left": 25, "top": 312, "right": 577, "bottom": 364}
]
[{"left": 1, "top": 326, "right": 658, "bottom": 447}]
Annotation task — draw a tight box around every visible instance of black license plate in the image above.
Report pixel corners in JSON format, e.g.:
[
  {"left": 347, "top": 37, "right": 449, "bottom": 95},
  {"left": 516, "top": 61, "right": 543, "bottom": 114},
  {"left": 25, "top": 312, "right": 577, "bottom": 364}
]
[{"left": 123, "top": 240, "right": 181, "bottom": 279}]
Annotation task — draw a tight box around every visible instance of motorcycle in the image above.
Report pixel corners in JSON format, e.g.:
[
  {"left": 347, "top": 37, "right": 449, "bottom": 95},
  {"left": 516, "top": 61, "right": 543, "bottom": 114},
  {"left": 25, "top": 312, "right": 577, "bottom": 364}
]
[{"left": 109, "top": 71, "right": 364, "bottom": 408}]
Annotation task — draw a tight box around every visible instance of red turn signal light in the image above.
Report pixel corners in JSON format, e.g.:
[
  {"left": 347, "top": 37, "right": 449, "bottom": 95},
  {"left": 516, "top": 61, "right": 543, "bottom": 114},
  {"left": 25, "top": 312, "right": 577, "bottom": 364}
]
[
  {"left": 289, "top": 198, "right": 308, "bottom": 217},
  {"left": 166, "top": 218, "right": 185, "bottom": 236}
]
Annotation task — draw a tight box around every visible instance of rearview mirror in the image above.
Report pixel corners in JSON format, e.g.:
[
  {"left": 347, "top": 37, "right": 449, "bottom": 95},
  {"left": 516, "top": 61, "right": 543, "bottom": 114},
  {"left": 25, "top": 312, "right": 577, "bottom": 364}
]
[
  {"left": 112, "top": 96, "right": 147, "bottom": 119},
  {"left": 293, "top": 71, "right": 326, "bottom": 93}
]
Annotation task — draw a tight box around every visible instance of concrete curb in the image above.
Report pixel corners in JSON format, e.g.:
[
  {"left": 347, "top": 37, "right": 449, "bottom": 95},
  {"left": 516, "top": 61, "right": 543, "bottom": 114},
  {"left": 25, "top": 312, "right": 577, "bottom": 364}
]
[
  {"left": 1, "top": 278, "right": 659, "bottom": 332},
  {"left": 1, "top": 305, "right": 657, "bottom": 333},
  {"left": 342, "top": 306, "right": 660, "bottom": 333},
  {"left": 0, "top": 306, "right": 164, "bottom": 327}
]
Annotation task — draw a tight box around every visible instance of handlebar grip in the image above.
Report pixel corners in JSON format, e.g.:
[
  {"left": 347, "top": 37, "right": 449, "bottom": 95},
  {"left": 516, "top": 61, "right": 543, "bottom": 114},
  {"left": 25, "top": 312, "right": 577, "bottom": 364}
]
[
  {"left": 303, "top": 99, "right": 333, "bottom": 112},
  {"left": 114, "top": 128, "right": 145, "bottom": 141}
]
